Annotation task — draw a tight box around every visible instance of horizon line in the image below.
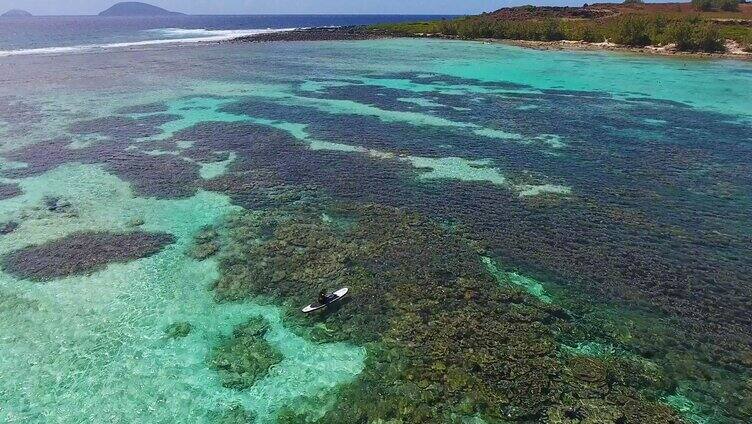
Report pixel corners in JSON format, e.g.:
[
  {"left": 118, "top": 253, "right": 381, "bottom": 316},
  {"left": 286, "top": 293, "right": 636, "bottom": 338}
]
[{"left": 4, "top": 13, "right": 464, "bottom": 17}]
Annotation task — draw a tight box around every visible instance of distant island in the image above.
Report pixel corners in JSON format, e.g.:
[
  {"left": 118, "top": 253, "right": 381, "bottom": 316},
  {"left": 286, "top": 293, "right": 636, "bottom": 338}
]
[
  {"left": 99, "top": 2, "right": 184, "bottom": 16},
  {"left": 1, "top": 9, "right": 32, "bottom": 17}
]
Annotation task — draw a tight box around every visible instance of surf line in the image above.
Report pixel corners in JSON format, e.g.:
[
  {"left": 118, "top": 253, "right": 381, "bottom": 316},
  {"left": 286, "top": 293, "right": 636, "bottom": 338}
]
[{"left": 0, "top": 28, "right": 296, "bottom": 57}]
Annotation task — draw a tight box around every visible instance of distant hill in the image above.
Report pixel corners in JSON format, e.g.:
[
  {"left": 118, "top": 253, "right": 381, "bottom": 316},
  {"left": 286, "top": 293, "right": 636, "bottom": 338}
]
[
  {"left": 99, "top": 2, "right": 184, "bottom": 16},
  {"left": 1, "top": 9, "right": 32, "bottom": 17}
]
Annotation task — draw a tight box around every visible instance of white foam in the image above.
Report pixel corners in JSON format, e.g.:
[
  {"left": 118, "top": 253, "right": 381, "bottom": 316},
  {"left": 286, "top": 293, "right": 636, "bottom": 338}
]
[
  {"left": 0, "top": 27, "right": 296, "bottom": 58},
  {"left": 148, "top": 27, "right": 276, "bottom": 38}
]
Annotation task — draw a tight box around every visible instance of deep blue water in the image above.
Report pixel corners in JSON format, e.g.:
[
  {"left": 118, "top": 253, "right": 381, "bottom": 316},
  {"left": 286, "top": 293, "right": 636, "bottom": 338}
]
[{"left": 0, "top": 15, "right": 455, "bottom": 51}]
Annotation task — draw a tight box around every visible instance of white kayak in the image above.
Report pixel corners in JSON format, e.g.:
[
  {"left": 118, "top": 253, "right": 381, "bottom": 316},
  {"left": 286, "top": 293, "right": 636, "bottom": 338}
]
[{"left": 302, "top": 288, "right": 349, "bottom": 313}]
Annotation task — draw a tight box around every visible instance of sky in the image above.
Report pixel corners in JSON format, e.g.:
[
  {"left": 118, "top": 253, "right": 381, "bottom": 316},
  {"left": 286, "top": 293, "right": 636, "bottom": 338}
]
[{"left": 0, "top": 0, "right": 588, "bottom": 16}]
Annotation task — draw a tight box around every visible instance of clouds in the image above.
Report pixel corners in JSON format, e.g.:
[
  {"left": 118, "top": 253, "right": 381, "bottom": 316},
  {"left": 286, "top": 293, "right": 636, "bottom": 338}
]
[{"left": 0, "top": 0, "right": 512, "bottom": 15}]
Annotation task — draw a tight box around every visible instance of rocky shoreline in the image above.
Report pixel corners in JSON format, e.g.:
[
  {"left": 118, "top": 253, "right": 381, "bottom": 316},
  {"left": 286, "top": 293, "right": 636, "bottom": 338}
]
[
  {"left": 492, "top": 38, "right": 752, "bottom": 61},
  {"left": 230, "top": 26, "right": 391, "bottom": 43},
  {"left": 231, "top": 26, "right": 752, "bottom": 61}
]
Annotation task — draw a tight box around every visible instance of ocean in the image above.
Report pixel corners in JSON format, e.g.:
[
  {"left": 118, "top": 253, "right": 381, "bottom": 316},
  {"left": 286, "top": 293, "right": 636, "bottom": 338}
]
[
  {"left": 0, "top": 14, "right": 455, "bottom": 53},
  {"left": 0, "top": 14, "right": 751, "bottom": 424}
]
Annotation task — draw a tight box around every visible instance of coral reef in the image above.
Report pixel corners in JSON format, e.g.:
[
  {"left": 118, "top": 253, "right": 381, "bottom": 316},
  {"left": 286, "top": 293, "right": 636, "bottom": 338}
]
[
  {"left": 0, "top": 221, "right": 19, "bottom": 235},
  {"left": 68, "top": 114, "right": 178, "bottom": 142},
  {"left": 212, "top": 202, "right": 684, "bottom": 423},
  {"left": 164, "top": 321, "right": 192, "bottom": 339},
  {"left": 274, "top": 409, "right": 310, "bottom": 424},
  {"left": 190, "top": 76, "right": 752, "bottom": 422},
  {"left": 0, "top": 75, "right": 745, "bottom": 422},
  {"left": 1, "top": 231, "right": 175, "bottom": 281},
  {"left": 42, "top": 196, "right": 76, "bottom": 215},
  {"left": 218, "top": 74, "right": 752, "bottom": 375},
  {"left": 213, "top": 404, "right": 256, "bottom": 424},
  {"left": 0, "top": 182, "right": 22, "bottom": 200},
  {"left": 3, "top": 126, "right": 201, "bottom": 199},
  {"left": 188, "top": 227, "right": 220, "bottom": 260},
  {"left": 208, "top": 317, "right": 283, "bottom": 391}
]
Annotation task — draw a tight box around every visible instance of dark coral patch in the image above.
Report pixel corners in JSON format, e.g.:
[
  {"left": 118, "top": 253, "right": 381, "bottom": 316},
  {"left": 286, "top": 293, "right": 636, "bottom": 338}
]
[
  {"left": 188, "top": 227, "right": 220, "bottom": 260},
  {"left": 2, "top": 138, "right": 201, "bottom": 198},
  {"left": 138, "top": 140, "right": 179, "bottom": 152},
  {"left": 175, "top": 121, "right": 295, "bottom": 154},
  {"left": 172, "top": 121, "right": 416, "bottom": 209},
  {"left": 1, "top": 139, "right": 82, "bottom": 179},
  {"left": 1, "top": 231, "right": 175, "bottom": 281},
  {"left": 221, "top": 98, "right": 492, "bottom": 158},
  {"left": 104, "top": 150, "right": 200, "bottom": 198},
  {"left": 0, "top": 96, "right": 45, "bottom": 125},
  {"left": 0, "top": 182, "right": 22, "bottom": 200},
  {"left": 0, "top": 96, "right": 45, "bottom": 137},
  {"left": 194, "top": 87, "right": 752, "bottom": 382},
  {"left": 0, "top": 221, "right": 19, "bottom": 235},
  {"left": 208, "top": 317, "right": 282, "bottom": 390},
  {"left": 68, "top": 114, "right": 178, "bottom": 142},
  {"left": 183, "top": 147, "right": 231, "bottom": 164},
  {"left": 164, "top": 321, "right": 193, "bottom": 339}
]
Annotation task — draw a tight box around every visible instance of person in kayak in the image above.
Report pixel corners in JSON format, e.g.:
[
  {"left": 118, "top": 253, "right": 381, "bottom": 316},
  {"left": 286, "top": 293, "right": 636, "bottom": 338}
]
[
  {"left": 318, "top": 289, "right": 331, "bottom": 305},
  {"left": 302, "top": 288, "right": 348, "bottom": 313}
]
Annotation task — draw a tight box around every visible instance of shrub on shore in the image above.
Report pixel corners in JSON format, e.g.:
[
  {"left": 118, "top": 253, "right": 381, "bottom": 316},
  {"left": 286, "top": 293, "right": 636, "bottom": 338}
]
[
  {"left": 717, "top": 0, "right": 741, "bottom": 11},
  {"left": 692, "top": 0, "right": 715, "bottom": 11},
  {"left": 374, "top": 12, "right": 738, "bottom": 53},
  {"left": 563, "top": 21, "right": 606, "bottom": 42},
  {"left": 692, "top": 0, "right": 740, "bottom": 11},
  {"left": 438, "top": 18, "right": 568, "bottom": 41},
  {"left": 610, "top": 15, "right": 652, "bottom": 46},
  {"left": 690, "top": 22, "right": 725, "bottom": 51}
]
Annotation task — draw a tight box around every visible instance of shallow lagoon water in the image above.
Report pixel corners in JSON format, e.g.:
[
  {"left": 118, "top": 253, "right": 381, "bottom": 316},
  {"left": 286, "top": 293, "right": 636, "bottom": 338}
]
[
  {"left": 0, "top": 38, "right": 751, "bottom": 423},
  {"left": 0, "top": 164, "right": 363, "bottom": 422}
]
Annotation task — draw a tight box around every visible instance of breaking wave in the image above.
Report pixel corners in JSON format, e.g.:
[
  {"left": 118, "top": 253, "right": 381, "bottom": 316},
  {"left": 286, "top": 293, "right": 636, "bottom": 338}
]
[{"left": 0, "top": 27, "right": 296, "bottom": 57}]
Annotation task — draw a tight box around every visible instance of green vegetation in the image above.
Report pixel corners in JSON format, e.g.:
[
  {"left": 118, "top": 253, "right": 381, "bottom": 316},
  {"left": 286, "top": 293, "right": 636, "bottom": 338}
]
[
  {"left": 372, "top": 5, "right": 752, "bottom": 54},
  {"left": 720, "top": 23, "right": 752, "bottom": 51},
  {"left": 718, "top": 0, "right": 741, "bottom": 11},
  {"left": 611, "top": 15, "right": 653, "bottom": 46},
  {"left": 693, "top": 0, "right": 715, "bottom": 11},
  {"left": 693, "top": 0, "right": 740, "bottom": 11},
  {"left": 664, "top": 19, "right": 725, "bottom": 51}
]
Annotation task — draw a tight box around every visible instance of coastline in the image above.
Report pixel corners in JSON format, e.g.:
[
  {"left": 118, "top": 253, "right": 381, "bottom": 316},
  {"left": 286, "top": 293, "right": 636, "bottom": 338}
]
[
  {"left": 230, "top": 26, "right": 392, "bottom": 43},
  {"left": 485, "top": 38, "right": 752, "bottom": 61},
  {"left": 232, "top": 26, "right": 752, "bottom": 61}
]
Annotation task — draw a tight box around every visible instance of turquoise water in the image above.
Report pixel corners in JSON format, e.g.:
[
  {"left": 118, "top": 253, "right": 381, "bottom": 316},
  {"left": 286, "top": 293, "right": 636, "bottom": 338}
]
[
  {"left": 0, "top": 38, "right": 751, "bottom": 423},
  {"left": 0, "top": 164, "right": 363, "bottom": 422}
]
